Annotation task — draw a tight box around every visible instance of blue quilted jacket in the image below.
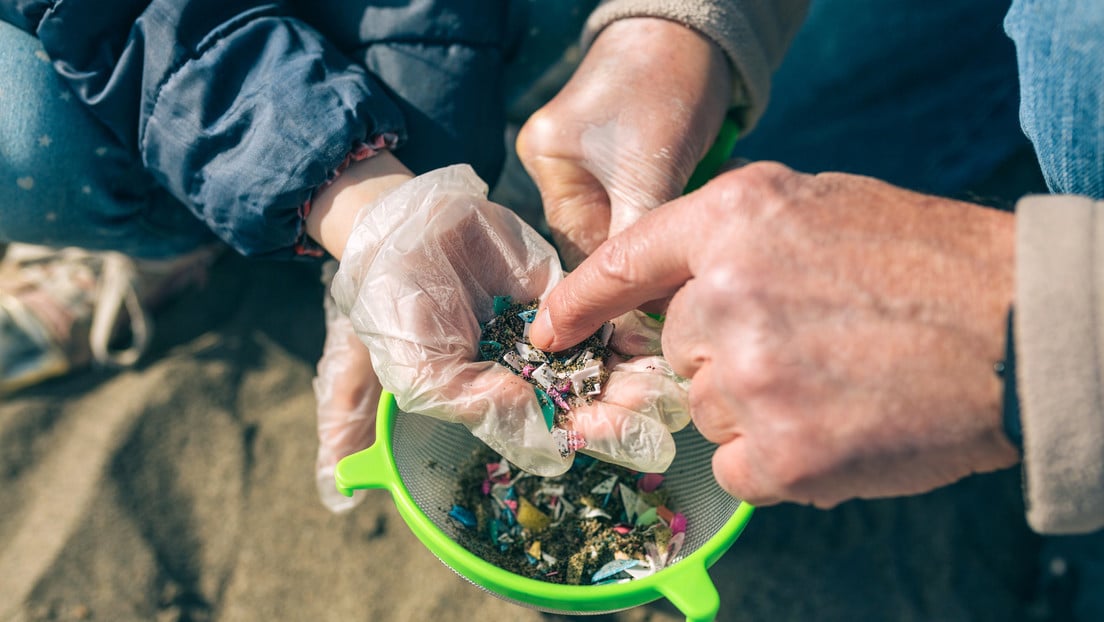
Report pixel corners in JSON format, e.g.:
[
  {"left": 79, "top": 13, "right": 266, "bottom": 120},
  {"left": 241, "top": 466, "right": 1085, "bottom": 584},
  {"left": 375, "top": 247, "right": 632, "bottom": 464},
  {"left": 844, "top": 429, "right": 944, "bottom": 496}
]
[{"left": 0, "top": 0, "right": 514, "bottom": 258}]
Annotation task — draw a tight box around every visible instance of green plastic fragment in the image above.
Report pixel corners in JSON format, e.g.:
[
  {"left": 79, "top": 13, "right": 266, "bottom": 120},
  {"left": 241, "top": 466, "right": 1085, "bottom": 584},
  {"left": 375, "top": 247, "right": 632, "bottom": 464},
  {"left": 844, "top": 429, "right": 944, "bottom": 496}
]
[
  {"left": 479, "top": 340, "right": 504, "bottom": 358},
  {"left": 533, "top": 387, "right": 556, "bottom": 430},
  {"left": 493, "top": 295, "right": 513, "bottom": 315},
  {"left": 635, "top": 506, "right": 659, "bottom": 527}
]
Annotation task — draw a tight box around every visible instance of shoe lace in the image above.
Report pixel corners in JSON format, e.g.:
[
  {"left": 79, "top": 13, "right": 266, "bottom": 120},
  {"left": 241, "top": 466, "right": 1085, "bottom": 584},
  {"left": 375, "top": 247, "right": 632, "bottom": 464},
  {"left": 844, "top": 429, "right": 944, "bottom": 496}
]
[{"left": 91, "top": 252, "right": 151, "bottom": 368}]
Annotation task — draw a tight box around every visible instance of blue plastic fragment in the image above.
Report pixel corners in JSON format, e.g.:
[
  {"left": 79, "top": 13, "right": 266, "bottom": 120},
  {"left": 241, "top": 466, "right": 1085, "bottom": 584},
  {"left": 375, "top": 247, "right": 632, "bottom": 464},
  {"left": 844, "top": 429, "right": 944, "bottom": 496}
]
[
  {"left": 493, "top": 295, "right": 513, "bottom": 315},
  {"left": 573, "top": 454, "right": 597, "bottom": 467},
  {"left": 478, "top": 340, "right": 504, "bottom": 359},
  {"left": 534, "top": 387, "right": 556, "bottom": 429},
  {"left": 448, "top": 504, "right": 477, "bottom": 529},
  {"left": 517, "top": 309, "right": 537, "bottom": 323},
  {"left": 591, "top": 558, "right": 641, "bottom": 583}
]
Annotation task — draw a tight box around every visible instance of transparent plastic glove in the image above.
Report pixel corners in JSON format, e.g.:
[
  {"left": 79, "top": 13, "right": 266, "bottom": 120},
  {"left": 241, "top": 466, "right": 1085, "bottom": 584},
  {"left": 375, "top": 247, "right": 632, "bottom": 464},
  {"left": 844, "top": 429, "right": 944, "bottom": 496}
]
[
  {"left": 517, "top": 17, "right": 732, "bottom": 269},
  {"left": 555, "top": 309, "right": 691, "bottom": 470},
  {"left": 332, "top": 165, "right": 686, "bottom": 476},
  {"left": 313, "top": 261, "right": 382, "bottom": 513}
]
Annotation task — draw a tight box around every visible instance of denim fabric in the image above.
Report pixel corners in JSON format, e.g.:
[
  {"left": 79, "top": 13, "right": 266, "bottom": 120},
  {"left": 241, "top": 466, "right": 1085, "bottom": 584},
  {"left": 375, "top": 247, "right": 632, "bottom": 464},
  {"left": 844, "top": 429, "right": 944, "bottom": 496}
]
[
  {"left": 1005, "top": 0, "right": 1104, "bottom": 200},
  {"left": 0, "top": 20, "right": 215, "bottom": 259},
  {"left": 733, "top": 0, "right": 1030, "bottom": 197}
]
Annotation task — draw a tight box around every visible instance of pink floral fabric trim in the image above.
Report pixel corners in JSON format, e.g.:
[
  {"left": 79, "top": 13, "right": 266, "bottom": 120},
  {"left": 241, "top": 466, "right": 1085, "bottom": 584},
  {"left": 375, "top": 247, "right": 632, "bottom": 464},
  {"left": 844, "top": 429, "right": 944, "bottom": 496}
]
[{"left": 295, "top": 132, "right": 401, "bottom": 257}]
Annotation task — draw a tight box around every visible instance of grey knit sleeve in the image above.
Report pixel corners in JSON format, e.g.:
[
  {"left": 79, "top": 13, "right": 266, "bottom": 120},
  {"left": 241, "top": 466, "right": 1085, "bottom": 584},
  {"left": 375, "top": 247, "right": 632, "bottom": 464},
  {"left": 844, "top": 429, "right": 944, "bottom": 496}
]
[
  {"left": 1015, "top": 194, "right": 1104, "bottom": 534},
  {"left": 582, "top": 0, "right": 809, "bottom": 132}
]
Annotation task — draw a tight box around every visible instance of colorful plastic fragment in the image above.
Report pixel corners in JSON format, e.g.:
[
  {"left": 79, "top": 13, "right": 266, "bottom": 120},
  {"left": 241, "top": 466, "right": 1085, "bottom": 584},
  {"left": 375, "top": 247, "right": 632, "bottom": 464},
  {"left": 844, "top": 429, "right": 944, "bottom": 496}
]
[
  {"left": 453, "top": 448, "right": 688, "bottom": 586},
  {"left": 448, "top": 504, "right": 477, "bottom": 529}
]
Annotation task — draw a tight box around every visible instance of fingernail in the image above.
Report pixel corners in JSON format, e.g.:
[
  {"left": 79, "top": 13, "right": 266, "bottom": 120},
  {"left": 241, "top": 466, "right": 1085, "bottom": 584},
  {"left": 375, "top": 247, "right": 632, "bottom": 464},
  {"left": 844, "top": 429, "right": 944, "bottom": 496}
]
[{"left": 530, "top": 308, "right": 555, "bottom": 350}]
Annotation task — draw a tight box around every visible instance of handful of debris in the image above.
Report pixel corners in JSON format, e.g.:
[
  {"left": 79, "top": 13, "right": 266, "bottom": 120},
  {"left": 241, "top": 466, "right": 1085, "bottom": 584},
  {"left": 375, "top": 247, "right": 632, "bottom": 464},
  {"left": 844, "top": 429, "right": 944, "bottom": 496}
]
[
  {"left": 459, "top": 297, "right": 688, "bottom": 585},
  {"left": 477, "top": 296, "right": 615, "bottom": 457}
]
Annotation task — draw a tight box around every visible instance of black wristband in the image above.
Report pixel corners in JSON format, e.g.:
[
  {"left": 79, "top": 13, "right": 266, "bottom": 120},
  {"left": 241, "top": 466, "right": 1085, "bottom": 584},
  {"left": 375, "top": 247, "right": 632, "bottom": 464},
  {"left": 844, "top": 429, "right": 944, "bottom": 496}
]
[{"left": 994, "top": 307, "right": 1023, "bottom": 452}]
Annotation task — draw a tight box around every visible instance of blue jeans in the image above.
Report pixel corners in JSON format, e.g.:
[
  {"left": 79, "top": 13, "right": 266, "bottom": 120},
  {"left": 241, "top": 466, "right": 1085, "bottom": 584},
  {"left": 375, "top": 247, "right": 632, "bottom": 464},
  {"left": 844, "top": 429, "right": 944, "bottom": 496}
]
[
  {"left": 0, "top": 20, "right": 215, "bottom": 259},
  {"left": 1006, "top": 0, "right": 1104, "bottom": 199}
]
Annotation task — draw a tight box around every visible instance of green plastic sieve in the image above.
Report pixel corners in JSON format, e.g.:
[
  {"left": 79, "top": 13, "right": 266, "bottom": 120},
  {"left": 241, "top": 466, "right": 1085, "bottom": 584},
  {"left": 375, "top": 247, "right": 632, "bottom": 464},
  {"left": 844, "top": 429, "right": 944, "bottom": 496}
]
[{"left": 335, "top": 392, "right": 754, "bottom": 622}]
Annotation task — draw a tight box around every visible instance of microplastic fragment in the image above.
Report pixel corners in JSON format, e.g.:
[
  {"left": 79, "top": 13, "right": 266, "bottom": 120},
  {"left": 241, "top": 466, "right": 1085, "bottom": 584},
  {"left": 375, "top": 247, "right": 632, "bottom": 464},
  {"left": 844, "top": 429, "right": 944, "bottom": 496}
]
[
  {"left": 592, "top": 558, "right": 641, "bottom": 582},
  {"left": 448, "top": 505, "right": 477, "bottom": 529}
]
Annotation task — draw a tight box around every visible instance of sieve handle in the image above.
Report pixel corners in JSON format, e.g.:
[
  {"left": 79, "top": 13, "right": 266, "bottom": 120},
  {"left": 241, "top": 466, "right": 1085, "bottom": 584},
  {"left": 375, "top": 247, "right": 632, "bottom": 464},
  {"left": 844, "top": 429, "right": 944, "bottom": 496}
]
[
  {"left": 334, "top": 442, "right": 395, "bottom": 495},
  {"left": 657, "top": 559, "right": 721, "bottom": 622}
]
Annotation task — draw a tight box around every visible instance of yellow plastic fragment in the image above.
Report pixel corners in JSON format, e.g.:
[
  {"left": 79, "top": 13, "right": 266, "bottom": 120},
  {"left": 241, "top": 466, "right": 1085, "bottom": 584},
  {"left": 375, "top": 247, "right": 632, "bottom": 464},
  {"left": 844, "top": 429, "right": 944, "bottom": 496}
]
[{"left": 517, "top": 498, "right": 552, "bottom": 532}]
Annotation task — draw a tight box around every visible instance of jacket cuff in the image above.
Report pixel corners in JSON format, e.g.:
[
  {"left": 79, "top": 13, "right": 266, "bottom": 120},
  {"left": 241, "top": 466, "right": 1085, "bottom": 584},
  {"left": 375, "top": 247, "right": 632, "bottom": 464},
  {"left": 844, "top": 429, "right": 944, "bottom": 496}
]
[
  {"left": 140, "top": 18, "right": 406, "bottom": 259},
  {"left": 1016, "top": 194, "right": 1104, "bottom": 534},
  {"left": 581, "top": 0, "right": 809, "bottom": 132}
]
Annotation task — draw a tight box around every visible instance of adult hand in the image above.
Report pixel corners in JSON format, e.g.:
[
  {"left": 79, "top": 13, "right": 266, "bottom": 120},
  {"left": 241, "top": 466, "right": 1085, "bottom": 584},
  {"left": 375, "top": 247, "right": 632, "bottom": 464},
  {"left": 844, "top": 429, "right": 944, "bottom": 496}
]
[
  {"left": 529, "top": 162, "right": 1021, "bottom": 507},
  {"left": 330, "top": 164, "right": 689, "bottom": 476},
  {"left": 516, "top": 17, "right": 732, "bottom": 269}
]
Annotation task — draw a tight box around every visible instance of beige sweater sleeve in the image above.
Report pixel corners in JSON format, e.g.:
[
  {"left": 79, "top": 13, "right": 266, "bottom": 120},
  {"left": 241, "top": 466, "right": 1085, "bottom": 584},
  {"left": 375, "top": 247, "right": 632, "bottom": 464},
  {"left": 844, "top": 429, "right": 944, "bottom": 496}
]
[
  {"left": 1016, "top": 195, "right": 1104, "bottom": 534},
  {"left": 582, "top": 0, "right": 809, "bottom": 132}
]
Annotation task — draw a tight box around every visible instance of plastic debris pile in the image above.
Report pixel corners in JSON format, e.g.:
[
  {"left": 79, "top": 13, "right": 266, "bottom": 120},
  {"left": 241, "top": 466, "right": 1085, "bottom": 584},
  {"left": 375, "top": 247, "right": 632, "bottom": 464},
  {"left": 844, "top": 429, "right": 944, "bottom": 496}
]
[
  {"left": 478, "top": 296, "right": 615, "bottom": 457},
  {"left": 449, "top": 449, "right": 687, "bottom": 585}
]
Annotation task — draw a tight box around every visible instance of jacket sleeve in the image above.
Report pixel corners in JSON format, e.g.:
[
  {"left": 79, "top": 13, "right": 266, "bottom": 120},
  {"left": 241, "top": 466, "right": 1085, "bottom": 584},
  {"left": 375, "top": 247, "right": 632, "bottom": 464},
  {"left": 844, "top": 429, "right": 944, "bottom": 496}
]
[
  {"left": 288, "top": 1, "right": 509, "bottom": 187},
  {"left": 1015, "top": 196, "right": 1104, "bottom": 534},
  {"left": 581, "top": 0, "right": 810, "bottom": 133},
  {"left": 4, "top": 0, "right": 407, "bottom": 258}
]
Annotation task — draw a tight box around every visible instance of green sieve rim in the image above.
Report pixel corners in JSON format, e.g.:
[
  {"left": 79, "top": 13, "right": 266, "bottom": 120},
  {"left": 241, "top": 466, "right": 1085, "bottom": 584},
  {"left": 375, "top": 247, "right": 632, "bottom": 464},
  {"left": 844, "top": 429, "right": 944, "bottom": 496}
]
[{"left": 336, "top": 392, "right": 755, "bottom": 622}]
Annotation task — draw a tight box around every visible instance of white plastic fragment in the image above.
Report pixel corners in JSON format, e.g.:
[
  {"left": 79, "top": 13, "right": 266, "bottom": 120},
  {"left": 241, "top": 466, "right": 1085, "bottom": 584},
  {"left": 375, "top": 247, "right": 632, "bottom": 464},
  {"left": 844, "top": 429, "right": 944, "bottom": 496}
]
[
  {"left": 501, "top": 351, "right": 525, "bottom": 371},
  {"left": 619, "top": 483, "right": 640, "bottom": 523},
  {"left": 515, "top": 342, "right": 547, "bottom": 363},
  {"left": 569, "top": 361, "right": 602, "bottom": 396},
  {"left": 579, "top": 506, "right": 612, "bottom": 520},
  {"left": 599, "top": 322, "right": 614, "bottom": 346},
  {"left": 624, "top": 562, "right": 655, "bottom": 580},
  {"left": 531, "top": 363, "right": 557, "bottom": 389},
  {"left": 591, "top": 475, "right": 618, "bottom": 496}
]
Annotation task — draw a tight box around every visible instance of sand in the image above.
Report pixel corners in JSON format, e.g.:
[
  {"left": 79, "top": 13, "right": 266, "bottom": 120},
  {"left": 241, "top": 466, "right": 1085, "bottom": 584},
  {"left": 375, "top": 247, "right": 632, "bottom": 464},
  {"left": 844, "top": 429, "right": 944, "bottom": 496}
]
[{"left": 0, "top": 252, "right": 1043, "bottom": 622}]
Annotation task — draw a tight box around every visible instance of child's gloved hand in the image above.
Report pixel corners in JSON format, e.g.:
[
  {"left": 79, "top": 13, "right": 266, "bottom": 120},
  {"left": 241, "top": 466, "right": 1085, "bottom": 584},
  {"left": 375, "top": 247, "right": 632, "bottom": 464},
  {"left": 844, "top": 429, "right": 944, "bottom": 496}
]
[
  {"left": 331, "top": 165, "right": 688, "bottom": 476},
  {"left": 313, "top": 261, "right": 382, "bottom": 513}
]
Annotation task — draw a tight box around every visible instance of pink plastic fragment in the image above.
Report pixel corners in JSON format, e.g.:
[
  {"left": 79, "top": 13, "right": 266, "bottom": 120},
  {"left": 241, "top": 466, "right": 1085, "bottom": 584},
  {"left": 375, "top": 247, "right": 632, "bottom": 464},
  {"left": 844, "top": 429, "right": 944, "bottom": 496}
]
[
  {"left": 547, "top": 388, "right": 571, "bottom": 411},
  {"left": 638, "top": 472, "right": 665, "bottom": 493},
  {"left": 670, "top": 512, "right": 687, "bottom": 535},
  {"left": 486, "top": 461, "right": 511, "bottom": 484}
]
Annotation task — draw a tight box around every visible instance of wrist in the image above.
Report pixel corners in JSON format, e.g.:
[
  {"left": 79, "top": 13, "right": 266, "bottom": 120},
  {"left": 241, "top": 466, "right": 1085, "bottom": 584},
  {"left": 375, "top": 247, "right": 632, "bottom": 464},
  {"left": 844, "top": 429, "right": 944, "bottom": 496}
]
[
  {"left": 306, "top": 151, "right": 413, "bottom": 260},
  {"left": 590, "top": 17, "right": 732, "bottom": 123}
]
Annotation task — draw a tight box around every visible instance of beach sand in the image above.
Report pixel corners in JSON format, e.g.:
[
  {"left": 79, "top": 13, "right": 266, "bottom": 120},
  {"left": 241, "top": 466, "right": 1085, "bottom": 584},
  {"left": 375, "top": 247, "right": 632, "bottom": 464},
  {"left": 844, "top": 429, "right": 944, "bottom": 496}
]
[{"left": 1, "top": 252, "right": 1042, "bottom": 621}]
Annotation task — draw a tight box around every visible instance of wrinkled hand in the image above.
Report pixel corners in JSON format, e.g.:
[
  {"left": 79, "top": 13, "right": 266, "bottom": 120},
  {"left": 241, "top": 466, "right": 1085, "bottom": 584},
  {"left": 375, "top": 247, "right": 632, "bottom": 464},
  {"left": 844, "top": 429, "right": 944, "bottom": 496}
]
[
  {"left": 331, "top": 165, "right": 689, "bottom": 476},
  {"left": 530, "top": 162, "right": 1021, "bottom": 507},
  {"left": 517, "top": 17, "right": 732, "bottom": 269}
]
